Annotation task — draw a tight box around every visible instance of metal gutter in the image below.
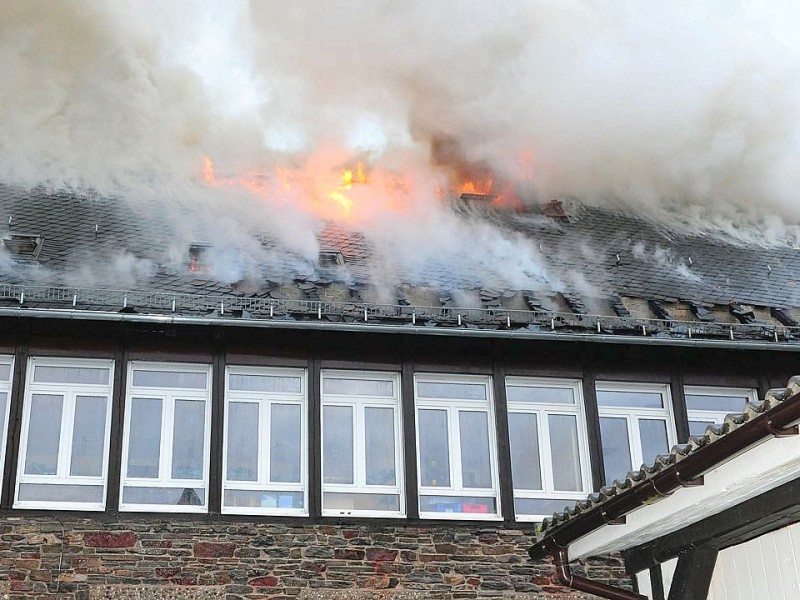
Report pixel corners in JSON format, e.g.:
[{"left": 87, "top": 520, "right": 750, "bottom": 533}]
[
  {"left": 529, "top": 390, "right": 800, "bottom": 579},
  {"left": 553, "top": 547, "right": 646, "bottom": 600},
  {"left": 0, "top": 307, "right": 799, "bottom": 352}
]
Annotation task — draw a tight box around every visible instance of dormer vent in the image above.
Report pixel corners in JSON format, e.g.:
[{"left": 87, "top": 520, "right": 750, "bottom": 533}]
[
  {"left": 318, "top": 250, "right": 345, "bottom": 269},
  {"left": 188, "top": 243, "right": 212, "bottom": 273},
  {"left": 459, "top": 193, "right": 497, "bottom": 203},
  {"left": 3, "top": 233, "right": 44, "bottom": 258}
]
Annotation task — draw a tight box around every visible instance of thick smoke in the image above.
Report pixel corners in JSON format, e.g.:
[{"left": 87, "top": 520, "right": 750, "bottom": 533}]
[{"left": 1, "top": 0, "right": 799, "bottom": 291}]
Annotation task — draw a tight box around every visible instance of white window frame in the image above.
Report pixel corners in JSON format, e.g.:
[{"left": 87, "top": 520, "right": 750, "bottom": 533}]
[
  {"left": 0, "top": 355, "right": 14, "bottom": 488},
  {"left": 15, "top": 357, "right": 114, "bottom": 511},
  {"left": 595, "top": 381, "right": 677, "bottom": 486},
  {"left": 505, "top": 377, "right": 593, "bottom": 522},
  {"left": 120, "top": 361, "right": 212, "bottom": 513},
  {"left": 414, "top": 373, "right": 502, "bottom": 521},
  {"left": 684, "top": 385, "right": 758, "bottom": 435},
  {"left": 222, "top": 365, "right": 308, "bottom": 516},
  {"left": 321, "top": 370, "right": 405, "bottom": 518}
]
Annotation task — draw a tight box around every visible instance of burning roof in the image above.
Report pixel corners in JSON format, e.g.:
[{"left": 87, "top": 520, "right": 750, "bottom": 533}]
[{"left": 0, "top": 182, "right": 798, "bottom": 347}]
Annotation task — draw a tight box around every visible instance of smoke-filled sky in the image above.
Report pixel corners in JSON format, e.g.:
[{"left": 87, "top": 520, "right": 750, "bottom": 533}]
[{"left": 1, "top": 0, "right": 799, "bottom": 290}]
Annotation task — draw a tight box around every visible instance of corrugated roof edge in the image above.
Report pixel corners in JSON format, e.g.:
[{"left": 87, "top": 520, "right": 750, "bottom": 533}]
[{"left": 530, "top": 375, "right": 800, "bottom": 560}]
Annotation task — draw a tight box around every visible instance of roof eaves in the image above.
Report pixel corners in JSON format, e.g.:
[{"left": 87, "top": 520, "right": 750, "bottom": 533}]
[{"left": 529, "top": 376, "right": 800, "bottom": 560}]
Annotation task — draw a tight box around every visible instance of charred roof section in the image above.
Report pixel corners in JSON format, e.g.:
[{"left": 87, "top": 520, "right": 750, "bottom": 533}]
[{"left": 0, "top": 182, "right": 798, "bottom": 347}]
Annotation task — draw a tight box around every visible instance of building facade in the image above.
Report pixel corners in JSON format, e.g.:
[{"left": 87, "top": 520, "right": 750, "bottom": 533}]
[{"left": 0, "top": 185, "right": 798, "bottom": 598}]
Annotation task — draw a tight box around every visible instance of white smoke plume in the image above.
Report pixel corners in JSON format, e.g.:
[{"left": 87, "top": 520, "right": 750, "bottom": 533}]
[{"left": 1, "top": 0, "right": 799, "bottom": 290}]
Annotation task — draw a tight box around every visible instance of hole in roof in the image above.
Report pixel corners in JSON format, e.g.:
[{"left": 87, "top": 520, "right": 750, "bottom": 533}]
[
  {"left": 3, "top": 234, "right": 44, "bottom": 259},
  {"left": 318, "top": 250, "right": 345, "bottom": 269},
  {"left": 188, "top": 243, "right": 212, "bottom": 273}
]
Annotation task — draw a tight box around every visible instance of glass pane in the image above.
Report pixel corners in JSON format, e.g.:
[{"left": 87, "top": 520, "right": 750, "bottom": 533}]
[
  {"left": 596, "top": 389, "right": 663, "bottom": 409},
  {"left": 172, "top": 399, "right": 206, "bottom": 480},
  {"left": 224, "top": 489, "right": 304, "bottom": 510},
  {"left": 323, "top": 405, "right": 354, "bottom": 484},
  {"left": 127, "top": 397, "right": 162, "bottom": 478},
  {"left": 34, "top": 365, "right": 109, "bottom": 385},
  {"left": 122, "top": 486, "right": 205, "bottom": 507},
  {"left": 132, "top": 369, "right": 207, "bottom": 389},
  {"left": 685, "top": 394, "right": 749, "bottom": 412},
  {"left": 506, "top": 386, "right": 574, "bottom": 404},
  {"left": 689, "top": 420, "right": 716, "bottom": 437},
  {"left": 324, "top": 492, "right": 401, "bottom": 512},
  {"left": 70, "top": 396, "right": 108, "bottom": 477},
  {"left": 508, "top": 412, "right": 542, "bottom": 490},
  {"left": 639, "top": 419, "right": 670, "bottom": 463},
  {"left": 323, "top": 377, "right": 394, "bottom": 397},
  {"left": 549, "top": 414, "right": 583, "bottom": 492},
  {"left": 24, "top": 394, "right": 63, "bottom": 475},
  {"left": 600, "top": 417, "right": 632, "bottom": 486},
  {"left": 229, "top": 374, "right": 301, "bottom": 394},
  {"left": 226, "top": 402, "right": 258, "bottom": 481},
  {"left": 0, "top": 363, "right": 11, "bottom": 381},
  {"left": 459, "top": 411, "right": 492, "bottom": 489},
  {"left": 418, "top": 409, "right": 450, "bottom": 487},
  {"left": 0, "top": 392, "right": 7, "bottom": 425},
  {"left": 365, "top": 407, "right": 396, "bottom": 486},
  {"left": 17, "top": 483, "right": 104, "bottom": 504},
  {"left": 419, "top": 495, "right": 497, "bottom": 515},
  {"left": 270, "top": 404, "right": 302, "bottom": 483},
  {"left": 417, "top": 381, "right": 486, "bottom": 400},
  {"left": 514, "top": 497, "right": 578, "bottom": 518}
]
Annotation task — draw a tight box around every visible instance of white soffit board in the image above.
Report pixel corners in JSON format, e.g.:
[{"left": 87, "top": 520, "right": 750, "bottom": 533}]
[{"left": 570, "top": 432, "right": 800, "bottom": 559}]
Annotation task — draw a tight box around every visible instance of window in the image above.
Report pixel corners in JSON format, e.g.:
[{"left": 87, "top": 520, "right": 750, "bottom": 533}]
[
  {"left": 415, "top": 374, "right": 501, "bottom": 520},
  {"left": 321, "top": 371, "right": 404, "bottom": 517},
  {"left": 596, "top": 382, "right": 676, "bottom": 487},
  {"left": 505, "top": 377, "right": 592, "bottom": 521},
  {"left": 684, "top": 386, "right": 758, "bottom": 437},
  {"left": 0, "top": 356, "right": 13, "bottom": 489},
  {"left": 15, "top": 358, "right": 113, "bottom": 510},
  {"left": 223, "top": 366, "right": 307, "bottom": 515},
  {"left": 120, "top": 362, "right": 212, "bottom": 512}
]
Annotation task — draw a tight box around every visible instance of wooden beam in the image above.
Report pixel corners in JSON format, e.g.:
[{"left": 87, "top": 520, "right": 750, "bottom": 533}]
[
  {"left": 649, "top": 564, "right": 665, "bottom": 600},
  {"left": 666, "top": 547, "right": 718, "bottom": 600}
]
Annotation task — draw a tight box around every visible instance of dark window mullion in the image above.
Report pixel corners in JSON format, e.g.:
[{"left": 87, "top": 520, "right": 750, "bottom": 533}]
[
  {"left": 208, "top": 344, "right": 225, "bottom": 514},
  {"left": 2, "top": 336, "right": 29, "bottom": 508},
  {"left": 401, "top": 361, "right": 419, "bottom": 519},
  {"left": 105, "top": 343, "right": 127, "bottom": 512},
  {"left": 581, "top": 368, "right": 605, "bottom": 492},
  {"left": 492, "top": 362, "right": 515, "bottom": 523},
  {"left": 670, "top": 370, "right": 690, "bottom": 445},
  {"left": 309, "top": 355, "right": 322, "bottom": 519}
]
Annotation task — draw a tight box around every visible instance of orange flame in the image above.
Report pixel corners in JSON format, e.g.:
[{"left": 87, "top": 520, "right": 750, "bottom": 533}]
[
  {"left": 200, "top": 148, "right": 536, "bottom": 223},
  {"left": 460, "top": 179, "right": 494, "bottom": 195}
]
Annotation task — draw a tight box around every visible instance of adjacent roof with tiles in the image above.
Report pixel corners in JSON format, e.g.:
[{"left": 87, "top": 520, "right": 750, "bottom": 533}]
[
  {"left": 1, "top": 182, "right": 799, "bottom": 344},
  {"left": 533, "top": 375, "right": 800, "bottom": 542}
]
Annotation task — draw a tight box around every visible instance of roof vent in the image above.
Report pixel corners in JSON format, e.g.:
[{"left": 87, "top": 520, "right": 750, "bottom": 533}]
[
  {"left": 541, "top": 199, "right": 569, "bottom": 220},
  {"left": 188, "top": 243, "right": 212, "bottom": 273},
  {"left": 318, "top": 250, "right": 345, "bottom": 269},
  {"left": 459, "top": 193, "right": 497, "bottom": 203},
  {"left": 3, "top": 233, "right": 44, "bottom": 258}
]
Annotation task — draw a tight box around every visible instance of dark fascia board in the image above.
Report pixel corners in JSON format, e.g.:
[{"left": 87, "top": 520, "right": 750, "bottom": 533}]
[{"left": 2, "top": 307, "right": 800, "bottom": 353}]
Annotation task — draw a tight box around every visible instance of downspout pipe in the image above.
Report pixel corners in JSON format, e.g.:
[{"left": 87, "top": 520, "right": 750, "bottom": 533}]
[{"left": 553, "top": 547, "right": 646, "bottom": 600}]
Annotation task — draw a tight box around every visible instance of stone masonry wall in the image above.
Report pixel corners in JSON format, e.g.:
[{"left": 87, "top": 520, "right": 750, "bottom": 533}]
[{"left": 0, "top": 517, "right": 630, "bottom": 599}]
